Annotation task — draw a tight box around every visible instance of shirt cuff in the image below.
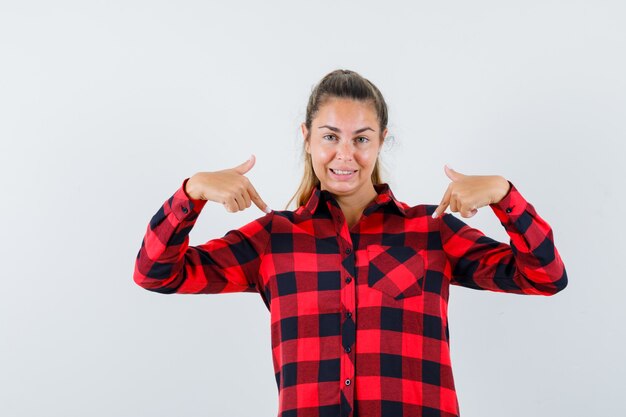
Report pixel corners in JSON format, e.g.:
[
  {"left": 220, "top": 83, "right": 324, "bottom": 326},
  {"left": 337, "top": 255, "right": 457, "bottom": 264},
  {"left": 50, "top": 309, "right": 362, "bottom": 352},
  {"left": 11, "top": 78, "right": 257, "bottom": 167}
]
[
  {"left": 170, "top": 177, "right": 208, "bottom": 222},
  {"left": 488, "top": 180, "right": 529, "bottom": 225}
]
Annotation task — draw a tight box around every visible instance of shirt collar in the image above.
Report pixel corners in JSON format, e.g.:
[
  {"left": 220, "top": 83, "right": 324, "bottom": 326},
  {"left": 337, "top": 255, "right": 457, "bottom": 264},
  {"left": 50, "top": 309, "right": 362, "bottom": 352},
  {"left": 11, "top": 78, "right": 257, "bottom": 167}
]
[{"left": 303, "top": 182, "right": 407, "bottom": 217}]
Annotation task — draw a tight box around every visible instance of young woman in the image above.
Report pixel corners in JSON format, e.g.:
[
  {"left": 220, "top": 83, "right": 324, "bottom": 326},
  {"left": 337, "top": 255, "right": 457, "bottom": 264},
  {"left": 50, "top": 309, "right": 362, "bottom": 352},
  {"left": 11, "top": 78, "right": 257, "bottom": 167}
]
[{"left": 134, "top": 69, "right": 567, "bottom": 417}]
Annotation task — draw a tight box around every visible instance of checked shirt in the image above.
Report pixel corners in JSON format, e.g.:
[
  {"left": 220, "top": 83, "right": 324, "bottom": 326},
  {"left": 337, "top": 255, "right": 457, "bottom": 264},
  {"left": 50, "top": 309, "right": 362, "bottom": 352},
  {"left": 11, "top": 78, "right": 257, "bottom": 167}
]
[{"left": 134, "top": 178, "right": 567, "bottom": 417}]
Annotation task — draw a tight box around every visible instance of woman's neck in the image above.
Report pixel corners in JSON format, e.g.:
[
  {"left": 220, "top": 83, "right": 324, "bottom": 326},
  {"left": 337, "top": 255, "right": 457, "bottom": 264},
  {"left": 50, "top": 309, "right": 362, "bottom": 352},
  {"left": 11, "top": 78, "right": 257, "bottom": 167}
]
[{"left": 331, "top": 184, "right": 378, "bottom": 228}]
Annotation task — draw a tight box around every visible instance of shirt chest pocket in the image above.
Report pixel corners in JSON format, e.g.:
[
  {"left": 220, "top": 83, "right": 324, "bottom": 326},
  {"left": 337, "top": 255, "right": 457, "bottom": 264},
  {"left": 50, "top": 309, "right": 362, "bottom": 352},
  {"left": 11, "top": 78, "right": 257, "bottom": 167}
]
[{"left": 366, "top": 245, "right": 425, "bottom": 300}]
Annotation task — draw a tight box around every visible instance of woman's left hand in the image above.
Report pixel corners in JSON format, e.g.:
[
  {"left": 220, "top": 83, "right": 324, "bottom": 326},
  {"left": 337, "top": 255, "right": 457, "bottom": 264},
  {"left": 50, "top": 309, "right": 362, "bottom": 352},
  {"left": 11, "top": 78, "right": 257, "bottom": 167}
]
[{"left": 432, "top": 165, "right": 511, "bottom": 219}]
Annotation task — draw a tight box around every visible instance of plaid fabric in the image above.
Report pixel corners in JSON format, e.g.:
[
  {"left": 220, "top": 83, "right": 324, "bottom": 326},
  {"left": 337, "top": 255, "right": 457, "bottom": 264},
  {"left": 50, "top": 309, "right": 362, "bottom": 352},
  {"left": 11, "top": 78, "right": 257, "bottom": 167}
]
[{"left": 134, "top": 178, "right": 567, "bottom": 417}]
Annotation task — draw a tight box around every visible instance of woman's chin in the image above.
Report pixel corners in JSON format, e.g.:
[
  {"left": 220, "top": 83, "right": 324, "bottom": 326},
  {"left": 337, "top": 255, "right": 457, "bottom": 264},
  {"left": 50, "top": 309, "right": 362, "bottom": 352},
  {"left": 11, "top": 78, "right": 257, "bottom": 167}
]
[{"left": 321, "top": 179, "right": 359, "bottom": 195}]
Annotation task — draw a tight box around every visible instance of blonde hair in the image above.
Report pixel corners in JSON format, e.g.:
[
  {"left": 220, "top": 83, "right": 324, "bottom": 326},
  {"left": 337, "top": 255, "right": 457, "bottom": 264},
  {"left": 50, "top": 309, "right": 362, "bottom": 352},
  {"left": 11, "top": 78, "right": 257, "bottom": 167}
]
[{"left": 285, "top": 69, "right": 389, "bottom": 210}]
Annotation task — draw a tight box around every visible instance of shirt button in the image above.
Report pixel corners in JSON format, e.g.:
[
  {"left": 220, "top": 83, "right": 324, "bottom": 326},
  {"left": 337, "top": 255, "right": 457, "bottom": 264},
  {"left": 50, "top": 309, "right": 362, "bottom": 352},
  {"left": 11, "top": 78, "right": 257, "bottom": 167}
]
[
  {"left": 505, "top": 207, "right": 512, "bottom": 213},
  {"left": 345, "top": 346, "right": 351, "bottom": 353},
  {"left": 346, "top": 312, "right": 352, "bottom": 318},
  {"left": 345, "top": 378, "right": 351, "bottom": 386},
  {"left": 345, "top": 248, "right": 352, "bottom": 255},
  {"left": 345, "top": 277, "right": 352, "bottom": 284},
  {"left": 182, "top": 207, "right": 189, "bottom": 214}
]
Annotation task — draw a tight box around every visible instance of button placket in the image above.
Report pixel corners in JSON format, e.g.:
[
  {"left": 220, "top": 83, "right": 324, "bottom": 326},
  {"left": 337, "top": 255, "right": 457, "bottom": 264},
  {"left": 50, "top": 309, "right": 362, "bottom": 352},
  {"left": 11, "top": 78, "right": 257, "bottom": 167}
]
[{"left": 336, "top": 209, "right": 356, "bottom": 408}]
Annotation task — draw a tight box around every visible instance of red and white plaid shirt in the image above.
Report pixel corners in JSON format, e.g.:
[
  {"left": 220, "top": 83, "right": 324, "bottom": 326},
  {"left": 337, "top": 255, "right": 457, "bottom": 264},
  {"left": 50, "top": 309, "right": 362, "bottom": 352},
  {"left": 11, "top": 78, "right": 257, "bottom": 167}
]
[{"left": 134, "top": 178, "right": 567, "bottom": 417}]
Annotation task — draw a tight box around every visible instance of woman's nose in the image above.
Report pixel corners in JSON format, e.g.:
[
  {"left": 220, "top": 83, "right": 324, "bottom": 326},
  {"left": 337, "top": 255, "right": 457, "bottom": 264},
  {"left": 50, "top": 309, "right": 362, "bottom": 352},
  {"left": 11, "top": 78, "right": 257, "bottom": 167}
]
[{"left": 336, "top": 140, "right": 354, "bottom": 160}]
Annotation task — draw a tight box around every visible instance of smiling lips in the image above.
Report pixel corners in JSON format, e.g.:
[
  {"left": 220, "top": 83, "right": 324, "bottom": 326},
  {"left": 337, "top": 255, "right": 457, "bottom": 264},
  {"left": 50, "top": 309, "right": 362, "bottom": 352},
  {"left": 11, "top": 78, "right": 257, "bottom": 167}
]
[{"left": 329, "top": 168, "right": 357, "bottom": 178}]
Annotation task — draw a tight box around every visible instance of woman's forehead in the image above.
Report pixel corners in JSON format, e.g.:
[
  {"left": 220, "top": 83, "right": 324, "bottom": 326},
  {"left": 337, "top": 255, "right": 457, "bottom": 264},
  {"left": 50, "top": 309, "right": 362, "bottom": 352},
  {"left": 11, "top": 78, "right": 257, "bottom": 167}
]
[{"left": 314, "top": 98, "right": 378, "bottom": 130}]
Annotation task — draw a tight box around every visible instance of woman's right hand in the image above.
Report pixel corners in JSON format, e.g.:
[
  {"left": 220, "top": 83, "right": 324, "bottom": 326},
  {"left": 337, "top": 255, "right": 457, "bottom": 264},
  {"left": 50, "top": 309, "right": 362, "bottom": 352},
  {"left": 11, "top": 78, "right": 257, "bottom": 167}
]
[{"left": 184, "top": 154, "right": 272, "bottom": 214}]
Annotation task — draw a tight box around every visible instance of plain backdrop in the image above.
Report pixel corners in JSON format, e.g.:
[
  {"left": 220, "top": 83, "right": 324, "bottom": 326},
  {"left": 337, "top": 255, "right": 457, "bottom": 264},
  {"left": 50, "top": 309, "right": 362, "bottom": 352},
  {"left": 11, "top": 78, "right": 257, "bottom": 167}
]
[{"left": 1, "top": 1, "right": 624, "bottom": 416}]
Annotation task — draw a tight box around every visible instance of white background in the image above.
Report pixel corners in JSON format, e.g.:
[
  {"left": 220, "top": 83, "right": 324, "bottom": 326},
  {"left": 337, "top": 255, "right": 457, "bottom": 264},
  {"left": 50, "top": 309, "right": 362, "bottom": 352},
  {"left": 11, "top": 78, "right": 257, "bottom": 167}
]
[{"left": 1, "top": 1, "right": 624, "bottom": 416}]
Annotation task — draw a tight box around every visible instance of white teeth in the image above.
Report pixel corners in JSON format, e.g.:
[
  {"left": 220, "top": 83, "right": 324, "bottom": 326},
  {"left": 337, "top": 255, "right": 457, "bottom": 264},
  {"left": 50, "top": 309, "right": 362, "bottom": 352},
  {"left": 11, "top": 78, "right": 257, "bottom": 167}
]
[{"left": 331, "top": 169, "right": 355, "bottom": 175}]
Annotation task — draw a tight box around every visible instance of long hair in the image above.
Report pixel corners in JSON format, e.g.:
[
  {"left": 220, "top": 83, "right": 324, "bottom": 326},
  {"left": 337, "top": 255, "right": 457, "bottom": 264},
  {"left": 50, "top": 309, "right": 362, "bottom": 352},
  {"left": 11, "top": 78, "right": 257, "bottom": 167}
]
[{"left": 285, "top": 69, "right": 389, "bottom": 210}]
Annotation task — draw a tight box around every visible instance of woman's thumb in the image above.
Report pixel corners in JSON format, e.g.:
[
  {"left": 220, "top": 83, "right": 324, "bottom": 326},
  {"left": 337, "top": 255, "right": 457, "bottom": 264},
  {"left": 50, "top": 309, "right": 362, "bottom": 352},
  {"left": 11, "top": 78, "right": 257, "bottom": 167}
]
[{"left": 233, "top": 154, "right": 256, "bottom": 174}]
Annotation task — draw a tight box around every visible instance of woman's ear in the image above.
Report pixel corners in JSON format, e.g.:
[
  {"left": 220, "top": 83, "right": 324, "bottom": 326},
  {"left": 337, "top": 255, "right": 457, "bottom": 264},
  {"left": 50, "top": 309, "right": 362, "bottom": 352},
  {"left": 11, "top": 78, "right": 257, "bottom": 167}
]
[
  {"left": 380, "top": 128, "right": 388, "bottom": 154},
  {"left": 301, "top": 123, "right": 310, "bottom": 153}
]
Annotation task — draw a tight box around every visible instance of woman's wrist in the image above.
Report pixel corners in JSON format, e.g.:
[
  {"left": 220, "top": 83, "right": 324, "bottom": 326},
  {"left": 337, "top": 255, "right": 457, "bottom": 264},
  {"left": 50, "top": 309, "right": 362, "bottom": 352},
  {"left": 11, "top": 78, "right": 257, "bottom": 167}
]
[
  {"left": 184, "top": 176, "right": 202, "bottom": 200},
  {"left": 491, "top": 176, "right": 511, "bottom": 204}
]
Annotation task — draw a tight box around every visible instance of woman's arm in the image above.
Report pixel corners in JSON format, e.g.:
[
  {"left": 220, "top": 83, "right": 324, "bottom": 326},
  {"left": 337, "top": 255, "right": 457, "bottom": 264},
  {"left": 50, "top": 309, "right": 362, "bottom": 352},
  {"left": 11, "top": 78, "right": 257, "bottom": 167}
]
[
  {"left": 133, "top": 176, "right": 273, "bottom": 295},
  {"left": 438, "top": 181, "right": 568, "bottom": 295}
]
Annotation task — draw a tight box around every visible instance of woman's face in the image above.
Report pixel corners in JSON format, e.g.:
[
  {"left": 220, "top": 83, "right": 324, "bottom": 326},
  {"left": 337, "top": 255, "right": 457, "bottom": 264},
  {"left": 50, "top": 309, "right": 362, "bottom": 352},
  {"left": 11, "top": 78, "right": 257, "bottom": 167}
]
[{"left": 302, "top": 97, "right": 387, "bottom": 200}]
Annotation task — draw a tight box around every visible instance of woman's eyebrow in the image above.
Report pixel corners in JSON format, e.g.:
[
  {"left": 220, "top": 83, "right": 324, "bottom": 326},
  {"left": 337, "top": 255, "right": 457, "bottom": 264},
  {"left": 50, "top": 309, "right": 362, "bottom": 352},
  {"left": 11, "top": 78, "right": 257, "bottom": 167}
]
[{"left": 318, "top": 125, "right": 375, "bottom": 134}]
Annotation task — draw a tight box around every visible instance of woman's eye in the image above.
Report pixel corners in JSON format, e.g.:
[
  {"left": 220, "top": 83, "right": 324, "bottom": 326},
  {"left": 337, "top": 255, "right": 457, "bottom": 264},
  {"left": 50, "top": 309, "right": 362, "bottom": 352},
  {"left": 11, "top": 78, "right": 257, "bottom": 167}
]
[{"left": 322, "top": 135, "right": 368, "bottom": 143}]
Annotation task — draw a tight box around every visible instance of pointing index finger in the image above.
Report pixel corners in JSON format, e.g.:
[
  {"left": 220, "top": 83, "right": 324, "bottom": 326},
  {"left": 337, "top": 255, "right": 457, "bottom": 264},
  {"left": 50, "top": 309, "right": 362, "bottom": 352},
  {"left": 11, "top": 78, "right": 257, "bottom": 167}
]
[
  {"left": 247, "top": 182, "right": 272, "bottom": 214},
  {"left": 432, "top": 187, "right": 451, "bottom": 219}
]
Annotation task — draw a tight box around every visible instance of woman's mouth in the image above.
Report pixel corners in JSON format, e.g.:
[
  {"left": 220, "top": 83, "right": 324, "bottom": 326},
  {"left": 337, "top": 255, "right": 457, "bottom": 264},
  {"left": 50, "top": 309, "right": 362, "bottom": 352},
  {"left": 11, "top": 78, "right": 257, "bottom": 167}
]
[{"left": 329, "top": 168, "right": 357, "bottom": 178}]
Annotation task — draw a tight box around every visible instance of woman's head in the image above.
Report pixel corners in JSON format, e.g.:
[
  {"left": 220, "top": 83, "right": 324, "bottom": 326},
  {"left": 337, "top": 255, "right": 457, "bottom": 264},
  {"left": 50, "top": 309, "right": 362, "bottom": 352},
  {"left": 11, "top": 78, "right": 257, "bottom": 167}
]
[{"left": 287, "top": 69, "right": 390, "bottom": 209}]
